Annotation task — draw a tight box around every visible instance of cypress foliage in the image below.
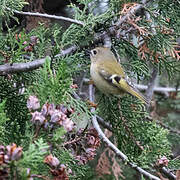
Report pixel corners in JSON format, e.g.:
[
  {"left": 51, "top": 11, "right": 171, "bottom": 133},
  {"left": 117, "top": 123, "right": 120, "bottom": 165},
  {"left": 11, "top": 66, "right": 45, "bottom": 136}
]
[{"left": 0, "top": 0, "right": 179, "bottom": 179}]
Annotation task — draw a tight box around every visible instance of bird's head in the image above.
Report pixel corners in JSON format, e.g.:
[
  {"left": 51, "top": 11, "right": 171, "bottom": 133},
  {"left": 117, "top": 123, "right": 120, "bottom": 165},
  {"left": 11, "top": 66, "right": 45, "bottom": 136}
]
[{"left": 90, "top": 47, "right": 114, "bottom": 63}]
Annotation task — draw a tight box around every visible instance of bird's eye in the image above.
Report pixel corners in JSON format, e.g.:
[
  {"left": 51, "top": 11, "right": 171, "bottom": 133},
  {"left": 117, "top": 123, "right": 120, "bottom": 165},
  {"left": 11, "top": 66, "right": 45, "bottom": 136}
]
[{"left": 91, "top": 49, "right": 98, "bottom": 56}]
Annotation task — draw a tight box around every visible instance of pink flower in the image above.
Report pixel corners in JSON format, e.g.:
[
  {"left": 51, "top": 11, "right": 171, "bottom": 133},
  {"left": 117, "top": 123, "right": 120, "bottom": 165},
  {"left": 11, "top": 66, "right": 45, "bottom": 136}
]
[
  {"left": 51, "top": 110, "right": 65, "bottom": 124},
  {"left": 41, "top": 103, "right": 55, "bottom": 116},
  {"left": 44, "top": 154, "right": 60, "bottom": 168},
  {"left": 31, "top": 111, "right": 45, "bottom": 125},
  {"left": 27, "top": 96, "right": 40, "bottom": 111},
  {"left": 156, "top": 156, "right": 169, "bottom": 166},
  {"left": 5, "top": 143, "right": 23, "bottom": 162},
  {"left": 62, "top": 118, "right": 74, "bottom": 132}
]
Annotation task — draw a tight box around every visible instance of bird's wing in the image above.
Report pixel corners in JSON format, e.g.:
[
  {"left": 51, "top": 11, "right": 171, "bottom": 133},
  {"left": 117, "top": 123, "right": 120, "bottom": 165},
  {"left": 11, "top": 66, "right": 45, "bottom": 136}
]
[
  {"left": 99, "top": 67, "right": 149, "bottom": 104},
  {"left": 98, "top": 68, "right": 112, "bottom": 80}
]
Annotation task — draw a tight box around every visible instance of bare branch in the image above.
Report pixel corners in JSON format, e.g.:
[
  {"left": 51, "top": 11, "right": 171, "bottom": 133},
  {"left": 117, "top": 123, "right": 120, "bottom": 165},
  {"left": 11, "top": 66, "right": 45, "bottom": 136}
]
[
  {"left": 103, "top": 34, "right": 112, "bottom": 48},
  {"left": 0, "top": 45, "right": 77, "bottom": 75},
  {"left": 161, "top": 167, "right": 176, "bottom": 180},
  {"left": 89, "top": 84, "right": 161, "bottom": 180},
  {"left": 96, "top": 115, "right": 113, "bottom": 131},
  {"left": 116, "top": 4, "right": 143, "bottom": 27},
  {"left": 135, "top": 84, "right": 180, "bottom": 93},
  {"left": 145, "top": 67, "right": 158, "bottom": 102},
  {"left": 55, "top": 45, "right": 78, "bottom": 57},
  {"left": 6, "top": 8, "right": 85, "bottom": 26},
  {"left": 89, "top": 84, "right": 128, "bottom": 161},
  {"left": 94, "top": 3, "right": 145, "bottom": 42},
  {"left": 143, "top": 3, "right": 158, "bottom": 103},
  {"left": 0, "top": 58, "right": 45, "bottom": 75}
]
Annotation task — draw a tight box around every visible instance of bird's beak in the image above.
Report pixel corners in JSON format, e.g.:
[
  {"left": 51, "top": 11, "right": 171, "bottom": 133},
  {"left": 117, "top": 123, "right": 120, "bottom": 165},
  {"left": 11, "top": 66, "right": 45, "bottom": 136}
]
[{"left": 85, "top": 49, "right": 91, "bottom": 56}]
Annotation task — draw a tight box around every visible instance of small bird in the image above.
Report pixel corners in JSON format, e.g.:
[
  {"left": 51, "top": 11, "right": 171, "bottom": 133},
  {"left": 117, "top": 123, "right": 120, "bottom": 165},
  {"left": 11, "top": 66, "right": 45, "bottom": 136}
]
[{"left": 90, "top": 47, "right": 148, "bottom": 104}]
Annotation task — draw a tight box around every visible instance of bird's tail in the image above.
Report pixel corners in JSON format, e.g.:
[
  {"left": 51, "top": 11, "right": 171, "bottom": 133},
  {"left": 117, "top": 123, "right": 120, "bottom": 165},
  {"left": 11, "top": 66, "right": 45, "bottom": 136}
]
[
  {"left": 111, "top": 75, "right": 149, "bottom": 105},
  {"left": 128, "top": 87, "right": 149, "bottom": 105}
]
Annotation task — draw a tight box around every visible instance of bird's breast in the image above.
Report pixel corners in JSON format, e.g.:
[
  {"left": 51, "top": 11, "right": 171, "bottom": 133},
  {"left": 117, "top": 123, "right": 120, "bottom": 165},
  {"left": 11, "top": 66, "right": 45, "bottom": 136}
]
[{"left": 90, "top": 63, "right": 123, "bottom": 95}]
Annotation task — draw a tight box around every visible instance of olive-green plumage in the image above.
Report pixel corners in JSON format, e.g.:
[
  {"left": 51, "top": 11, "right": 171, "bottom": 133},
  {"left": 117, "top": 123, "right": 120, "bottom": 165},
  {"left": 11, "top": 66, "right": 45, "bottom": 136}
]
[{"left": 90, "top": 47, "right": 148, "bottom": 104}]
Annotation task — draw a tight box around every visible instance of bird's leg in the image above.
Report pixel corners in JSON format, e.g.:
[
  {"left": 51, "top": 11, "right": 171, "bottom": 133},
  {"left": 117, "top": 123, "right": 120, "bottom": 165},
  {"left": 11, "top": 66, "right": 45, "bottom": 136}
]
[
  {"left": 88, "top": 79, "right": 94, "bottom": 85},
  {"left": 87, "top": 91, "right": 104, "bottom": 109},
  {"left": 87, "top": 100, "right": 98, "bottom": 108}
]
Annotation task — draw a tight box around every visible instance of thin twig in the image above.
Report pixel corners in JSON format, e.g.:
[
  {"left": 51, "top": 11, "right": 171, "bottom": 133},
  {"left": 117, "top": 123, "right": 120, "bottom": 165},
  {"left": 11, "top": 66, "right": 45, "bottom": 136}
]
[
  {"left": 6, "top": 8, "right": 85, "bottom": 26},
  {"left": 31, "top": 174, "right": 49, "bottom": 180},
  {"left": 0, "top": 58, "right": 46, "bottom": 75},
  {"left": 121, "top": 114, "right": 144, "bottom": 151},
  {"left": 72, "top": 90, "right": 113, "bottom": 131},
  {"left": 89, "top": 84, "right": 161, "bottom": 180},
  {"left": 72, "top": 91, "right": 81, "bottom": 100},
  {"left": 145, "top": 67, "right": 158, "bottom": 102},
  {"left": 112, "top": 46, "right": 121, "bottom": 63},
  {"left": 103, "top": 34, "right": 112, "bottom": 48},
  {"left": 63, "top": 137, "right": 82, "bottom": 146}
]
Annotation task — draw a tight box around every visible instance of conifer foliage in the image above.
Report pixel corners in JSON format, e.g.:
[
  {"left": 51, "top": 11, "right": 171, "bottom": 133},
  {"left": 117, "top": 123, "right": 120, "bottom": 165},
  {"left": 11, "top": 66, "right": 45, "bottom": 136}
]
[{"left": 0, "top": 0, "right": 179, "bottom": 179}]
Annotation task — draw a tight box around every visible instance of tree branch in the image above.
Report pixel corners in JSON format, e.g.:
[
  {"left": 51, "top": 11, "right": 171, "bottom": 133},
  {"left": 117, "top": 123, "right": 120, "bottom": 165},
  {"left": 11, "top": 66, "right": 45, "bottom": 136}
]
[
  {"left": 94, "top": 3, "right": 145, "bottom": 42},
  {"left": 135, "top": 84, "right": 180, "bottom": 93},
  {"left": 116, "top": 4, "right": 143, "bottom": 27},
  {"left": 6, "top": 8, "right": 85, "bottom": 26},
  {"left": 96, "top": 115, "right": 113, "bottom": 131},
  {"left": 89, "top": 84, "right": 161, "bottom": 180},
  {"left": 72, "top": 91, "right": 113, "bottom": 131},
  {"left": 145, "top": 67, "right": 158, "bottom": 102},
  {"left": 0, "top": 45, "right": 77, "bottom": 75},
  {"left": 161, "top": 167, "right": 176, "bottom": 180}
]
